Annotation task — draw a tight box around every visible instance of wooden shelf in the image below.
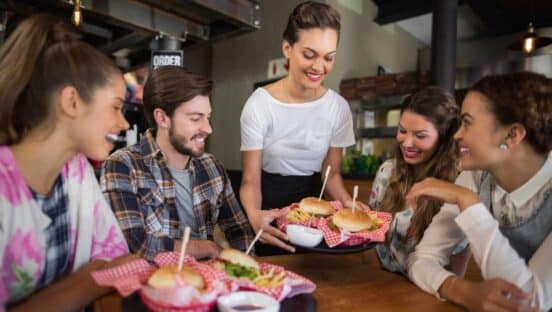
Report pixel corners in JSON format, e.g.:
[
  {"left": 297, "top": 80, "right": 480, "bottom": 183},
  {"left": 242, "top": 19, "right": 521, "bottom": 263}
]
[
  {"left": 361, "top": 94, "right": 405, "bottom": 110},
  {"left": 359, "top": 127, "right": 397, "bottom": 138}
]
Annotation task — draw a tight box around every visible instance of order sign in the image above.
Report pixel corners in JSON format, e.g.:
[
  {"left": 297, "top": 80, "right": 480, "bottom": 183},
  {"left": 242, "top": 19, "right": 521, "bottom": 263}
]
[{"left": 151, "top": 50, "right": 184, "bottom": 69}]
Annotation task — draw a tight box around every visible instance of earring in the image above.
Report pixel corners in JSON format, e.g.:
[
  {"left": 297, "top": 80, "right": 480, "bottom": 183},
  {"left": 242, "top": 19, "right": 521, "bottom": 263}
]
[{"left": 499, "top": 143, "right": 509, "bottom": 150}]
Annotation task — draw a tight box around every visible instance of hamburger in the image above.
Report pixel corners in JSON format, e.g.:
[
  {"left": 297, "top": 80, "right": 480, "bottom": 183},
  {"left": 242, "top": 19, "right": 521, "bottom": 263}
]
[
  {"left": 331, "top": 208, "right": 383, "bottom": 232},
  {"left": 147, "top": 266, "right": 205, "bottom": 290},
  {"left": 213, "top": 248, "right": 260, "bottom": 279},
  {"left": 141, "top": 265, "right": 216, "bottom": 310},
  {"left": 298, "top": 197, "right": 336, "bottom": 216},
  {"left": 213, "top": 248, "right": 286, "bottom": 288},
  {"left": 286, "top": 197, "right": 335, "bottom": 222}
]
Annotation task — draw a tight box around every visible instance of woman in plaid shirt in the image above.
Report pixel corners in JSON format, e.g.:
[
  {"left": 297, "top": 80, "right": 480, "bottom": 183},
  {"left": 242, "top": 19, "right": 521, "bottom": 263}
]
[{"left": 0, "top": 14, "right": 135, "bottom": 311}]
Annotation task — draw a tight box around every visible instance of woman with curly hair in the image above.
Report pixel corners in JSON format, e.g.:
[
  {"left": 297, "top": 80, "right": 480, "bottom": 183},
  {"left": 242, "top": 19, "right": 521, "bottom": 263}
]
[
  {"left": 368, "top": 86, "right": 462, "bottom": 275},
  {"left": 408, "top": 72, "right": 551, "bottom": 311}
]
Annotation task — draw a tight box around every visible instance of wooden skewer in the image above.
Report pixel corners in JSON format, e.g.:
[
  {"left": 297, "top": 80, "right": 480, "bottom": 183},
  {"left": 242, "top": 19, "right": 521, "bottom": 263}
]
[
  {"left": 177, "top": 227, "right": 191, "bottom": 272},
  {"left": 352, "top": 185, "right": 358, "bottom": 214},
  {"left": 318, "top": 165, "right": 332, "bottom": 201},
  {"left": 246, "top": 228, "right": 263, "bottom": 255}
]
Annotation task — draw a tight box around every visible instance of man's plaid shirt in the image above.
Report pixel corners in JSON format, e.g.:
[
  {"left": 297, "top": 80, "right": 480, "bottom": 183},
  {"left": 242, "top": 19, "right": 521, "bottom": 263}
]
[{"left": 100, "top": 129, "right": 254, "bottom": 260}]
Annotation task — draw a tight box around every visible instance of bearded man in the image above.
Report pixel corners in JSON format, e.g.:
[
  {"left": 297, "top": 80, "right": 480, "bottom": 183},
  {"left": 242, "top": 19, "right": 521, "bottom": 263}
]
[{"left": 101, "top": 66, "right": 253, "bottom": 261}]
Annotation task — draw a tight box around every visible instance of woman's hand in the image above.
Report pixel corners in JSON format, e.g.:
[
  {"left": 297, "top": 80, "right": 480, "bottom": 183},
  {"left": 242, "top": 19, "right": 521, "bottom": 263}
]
[
  {"left": 7, "top": 255, "right": 141, "bottom": 312},
  {"left": 405, "top": 178, "right": 480, "bottom": 212},
  {"left": 248, "top": 208, "right": 295, "bottom": 253},
  {"left": 342, "top": 199, "right": 370, "bottom": 211},
  {"left": 458, "top": 278, "right": 537, "bottom": 312},
  {"left": 239, "top": 150, "right": 295, "bottom": 252}
]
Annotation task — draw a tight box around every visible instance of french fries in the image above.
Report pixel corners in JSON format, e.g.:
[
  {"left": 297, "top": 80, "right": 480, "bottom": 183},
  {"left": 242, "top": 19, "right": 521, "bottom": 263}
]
[
  {"left": 252, "top": 268, "right": 286, "bottom": 288},
  {"left": 362, "top": 212, "right": 384, "bottom": 231},
  {"left": 369, "top": 212, "right": 384, "bottom": 226},
  {"left": 286, "top": 208, "right": 312, "bottom": 222}
]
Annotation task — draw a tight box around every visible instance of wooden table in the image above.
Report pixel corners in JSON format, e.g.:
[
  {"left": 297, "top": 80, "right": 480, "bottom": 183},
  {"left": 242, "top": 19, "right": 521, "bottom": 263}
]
[
  {"left": 94, "top": 249, "right": 463, "bottom": 312},
  {"left": 260, "top": 250, "right": 462, "bottom": 312}
]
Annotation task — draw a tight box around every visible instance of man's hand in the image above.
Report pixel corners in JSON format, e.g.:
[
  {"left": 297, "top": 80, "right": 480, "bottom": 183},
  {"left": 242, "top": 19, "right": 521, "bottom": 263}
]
[
  {"left": 248, "top": 208, "right": 295, "bottom": 253},
  {"left": 175, "top": 239, "right": 222, "bottom": 259}
]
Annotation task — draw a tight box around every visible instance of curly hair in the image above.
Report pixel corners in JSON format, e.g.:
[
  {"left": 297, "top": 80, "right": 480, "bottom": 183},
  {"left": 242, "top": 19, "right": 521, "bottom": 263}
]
[
  {"left": 377, "top": 86, "right": 460, "bottom": 242},
  {"left": 470, "top": 71, "right": 551, "bottom": 155}
]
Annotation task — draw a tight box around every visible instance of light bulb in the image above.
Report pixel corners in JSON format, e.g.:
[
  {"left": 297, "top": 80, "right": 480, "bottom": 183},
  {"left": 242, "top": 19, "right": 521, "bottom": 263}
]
[
  {"left": 72, "top": 0, "right": 82, "bottom": 27},
  {"left": 523, "top": 37, "right": 535, "bottom": 54}
]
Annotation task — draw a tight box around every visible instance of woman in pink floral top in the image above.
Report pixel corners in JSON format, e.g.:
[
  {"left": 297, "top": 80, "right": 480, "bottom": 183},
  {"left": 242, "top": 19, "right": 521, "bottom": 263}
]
[{"left": 0, "top": 14, "right": 134, "bottom": 311}]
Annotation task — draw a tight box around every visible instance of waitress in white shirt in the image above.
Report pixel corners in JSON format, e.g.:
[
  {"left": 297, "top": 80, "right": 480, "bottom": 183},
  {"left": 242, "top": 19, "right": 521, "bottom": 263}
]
[
  {"left": 239, "top": 1, "right": 366, "bottom": 255},
  {"left": 406, "top": 72, "right": 552, "bottom": 311}
]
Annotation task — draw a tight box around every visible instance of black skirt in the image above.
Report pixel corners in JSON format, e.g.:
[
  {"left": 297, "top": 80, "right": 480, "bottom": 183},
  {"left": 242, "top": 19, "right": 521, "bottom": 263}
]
[{"left": 256, "top": 170, "right": 322, "bottom": 256}]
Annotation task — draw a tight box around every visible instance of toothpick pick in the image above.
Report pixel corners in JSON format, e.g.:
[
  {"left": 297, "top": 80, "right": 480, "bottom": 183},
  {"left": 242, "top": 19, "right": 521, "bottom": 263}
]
[
  {"left": 352, "top": 185, "right": 358, "bottom": 214},
  {"left": 246, "top": 228, "right": 263, "bottom": 255},
  {"left": 318, "top": 165, "right": 332, "bottom": 200},
  {"left": 177, "top": 227, "right": 191, "bottom": 272}
]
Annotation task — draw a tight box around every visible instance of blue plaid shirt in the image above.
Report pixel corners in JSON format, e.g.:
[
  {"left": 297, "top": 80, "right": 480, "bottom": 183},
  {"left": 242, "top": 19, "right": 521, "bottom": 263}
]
[
  {"left": 32, "top": 174, "right": 70, "bottom": 289},
  {"left": 100, "top": 129, "right": 254, "bottom": 261}
]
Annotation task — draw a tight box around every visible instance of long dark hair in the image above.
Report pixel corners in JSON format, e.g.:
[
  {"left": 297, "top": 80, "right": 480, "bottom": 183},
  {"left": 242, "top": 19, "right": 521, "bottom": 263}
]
[
  {"left": 470, "top": 72, "right": 551, "bottom": 155},
  {"left": 377, "top": 86, "right": 460, "bottom": 242},
  {"left": 282, "top": 1, "right": 341, "bottom": 45},
  {"left": 0, "top": 14, "right": 120, "bottom": 145}
]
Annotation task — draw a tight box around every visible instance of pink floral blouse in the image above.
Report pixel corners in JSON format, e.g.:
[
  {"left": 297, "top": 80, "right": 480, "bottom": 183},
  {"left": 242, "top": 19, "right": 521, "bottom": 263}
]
[{"left": 0, "top": 146, "right": 129, "bottom": 308}]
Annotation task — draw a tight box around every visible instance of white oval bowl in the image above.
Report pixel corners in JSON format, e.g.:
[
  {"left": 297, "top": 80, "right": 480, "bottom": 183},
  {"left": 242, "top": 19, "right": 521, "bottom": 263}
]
[
  {"left": 217, "top": 291, "right": 279, "bottom": 312},
  {"left": 286, "top": 224, "right": 324, "bottom": 247}
]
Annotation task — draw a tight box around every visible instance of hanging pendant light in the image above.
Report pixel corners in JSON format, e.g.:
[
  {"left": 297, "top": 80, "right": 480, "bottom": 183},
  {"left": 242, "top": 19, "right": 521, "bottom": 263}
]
[
  {"left": 72, "top": 0, "right": 82, "bottom": 27},
  {"left": 508, "top": 22, "right": 552, "bottom": 54}
]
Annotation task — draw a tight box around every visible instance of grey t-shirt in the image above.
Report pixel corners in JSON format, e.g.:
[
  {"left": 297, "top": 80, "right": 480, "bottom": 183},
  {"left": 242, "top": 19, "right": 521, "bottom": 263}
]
[{"left": 168, "top": 167, "right": 200, "bottom": 239}]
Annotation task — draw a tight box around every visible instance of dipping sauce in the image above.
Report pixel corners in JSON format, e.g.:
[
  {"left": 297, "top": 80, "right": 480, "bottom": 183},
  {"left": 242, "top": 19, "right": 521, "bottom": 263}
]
[{"left": 232, "top": 304, "right": 264, "bottom": 311}]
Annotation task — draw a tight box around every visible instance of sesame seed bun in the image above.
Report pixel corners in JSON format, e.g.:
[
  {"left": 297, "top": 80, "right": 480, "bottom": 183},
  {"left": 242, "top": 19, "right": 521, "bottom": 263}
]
[
  {"left": 298, "top": 197, "right": 335, "bottom": 216},
  {"left": 147, "top": 266, "right": 205, "bottom": 290},
  {"left": 218, "top": 248, "right": 260, "bottom": 271},
  {"left": 332, "top": 208, "right": 376, "bottom": 232}
]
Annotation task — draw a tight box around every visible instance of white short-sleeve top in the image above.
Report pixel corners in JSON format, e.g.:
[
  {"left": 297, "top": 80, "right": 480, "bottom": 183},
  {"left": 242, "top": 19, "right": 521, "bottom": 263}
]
[{"left": 240, "top": 87, "right": 355, "bottom": 176}]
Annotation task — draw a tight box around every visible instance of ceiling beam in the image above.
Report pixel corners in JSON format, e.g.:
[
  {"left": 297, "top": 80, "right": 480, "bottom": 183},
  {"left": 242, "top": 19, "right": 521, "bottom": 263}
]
[
  {"left": 187, "top": 0, "right": 261, "bottom": 29},
  {"left": 80, "top": 21, "right": 112, "bottom": 39},
  {"left": 100, "top": 31, "right": 145, "bottom": 53},
  {"left": 373, "top": 0, "right": 433, "bottom": 25},
  {"left": 91, "top": 0, "right": 209, "bottom": 41},
  {"left": 464, "top": 0, "right": 552, "bottom": 37},
  {"left": 464, "top": 0, "right": 521, "bottom": 36}
]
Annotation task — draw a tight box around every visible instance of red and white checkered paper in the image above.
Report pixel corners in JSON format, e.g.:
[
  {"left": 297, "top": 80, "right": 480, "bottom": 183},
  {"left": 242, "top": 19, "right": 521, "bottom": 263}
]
[
  {"left": 317, "top": 208, "right": 392, "bottom": 248},
  {"left": 138, "top": 291, "right": 217, "bottom": 312},
  {"left": 206, "top": 260, "right": 316, "bottom": 301},
  {"left": 276, "top": 200, "right": 343, "bottom": 231},
  {"left": 91, "top": 252, "right": 227, "bottom": 312},
  {"left": 91, "top": 258, "right": 156, "bottom": 297}
]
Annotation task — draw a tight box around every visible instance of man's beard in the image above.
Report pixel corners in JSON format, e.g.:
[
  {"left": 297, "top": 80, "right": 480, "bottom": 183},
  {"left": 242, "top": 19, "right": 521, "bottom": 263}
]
[{"left": 168, "top": 123, "right": 205, "bottom": 158}]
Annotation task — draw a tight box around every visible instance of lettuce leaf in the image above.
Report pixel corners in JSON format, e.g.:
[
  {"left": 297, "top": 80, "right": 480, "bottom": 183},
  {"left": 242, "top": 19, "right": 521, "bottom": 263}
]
[{"left": 224, "top": 262, "right": 258, "bottom": 279}]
